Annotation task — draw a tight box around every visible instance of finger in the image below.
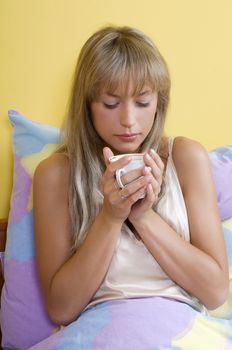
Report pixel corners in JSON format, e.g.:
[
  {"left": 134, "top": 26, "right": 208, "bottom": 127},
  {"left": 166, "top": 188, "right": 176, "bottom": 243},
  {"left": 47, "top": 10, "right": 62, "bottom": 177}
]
[
  {"left": 120, "top": 166, "right": 147, "bottom": 187},
  {"left": 102, "top": 177, "right": 124, "bottom": 205},
  {"left": 106, "top": 155, "right": 132, "bottom": 180},
  {"left": 103, "top": 147, "right": 114, "bottom": 166},
  {"left": 103, "top": 155, "right": 132, "bottom": 185},
  {"left": 145, "top": 183, "right": 155, "bottom": 202},
  {"left": 121, "top": 173, "right": 152, "bottom": 198},
  {"left": 143, "top": 153, "right": 161, "bottom": 178},
  {"left": 122, "top": 185, "right": 147, "bottom": 204},
  {"left": 144, "top": 151, "right": 165, "bottom": 182},
  {"left": 144, "top": 173, "right": 162, "bottom": 199},
  {"left": 149, "top": 149, "right": 164, "bottom": 171}
]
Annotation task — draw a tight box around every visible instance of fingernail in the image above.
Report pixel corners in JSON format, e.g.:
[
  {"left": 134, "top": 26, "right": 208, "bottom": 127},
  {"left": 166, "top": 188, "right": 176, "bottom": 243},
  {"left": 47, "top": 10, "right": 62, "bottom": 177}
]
[
  {"left": 150, "top": 149, "right": 156, "bottom": 157},
  {"left": 145, "top": 166, "right": 152, "bottom": 173},
  {"left": 146, "top": 153, "right": 152, "bottom": 161}
]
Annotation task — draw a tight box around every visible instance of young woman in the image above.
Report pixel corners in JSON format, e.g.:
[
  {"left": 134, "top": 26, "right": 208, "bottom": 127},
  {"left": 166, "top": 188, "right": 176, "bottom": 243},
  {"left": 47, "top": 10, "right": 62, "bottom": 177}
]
[{"left": 33, "top": 26, "right": 229, "bottom": 327}]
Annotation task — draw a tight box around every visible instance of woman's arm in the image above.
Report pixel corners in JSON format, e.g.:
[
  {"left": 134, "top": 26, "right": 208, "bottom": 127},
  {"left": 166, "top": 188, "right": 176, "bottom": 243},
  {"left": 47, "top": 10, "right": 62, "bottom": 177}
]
[
  {"left": 33, "top": 154, "right": 122, "bottom": 325},
  {"left": 129, "top": 137, "right": 229, "bottom": 309}
]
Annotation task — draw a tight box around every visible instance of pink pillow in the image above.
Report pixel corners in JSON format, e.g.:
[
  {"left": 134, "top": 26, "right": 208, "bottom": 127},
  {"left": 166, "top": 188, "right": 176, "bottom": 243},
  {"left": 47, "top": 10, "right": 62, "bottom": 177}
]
[{"left": 1, "top": 110, "right": 232, "bottom": 349}]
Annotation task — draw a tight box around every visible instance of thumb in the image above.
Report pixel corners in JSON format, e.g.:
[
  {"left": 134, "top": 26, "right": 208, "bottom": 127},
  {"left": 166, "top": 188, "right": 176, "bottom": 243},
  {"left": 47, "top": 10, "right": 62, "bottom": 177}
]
[{"left": 103, "top": 147, "right": 114, "bottom": 166}]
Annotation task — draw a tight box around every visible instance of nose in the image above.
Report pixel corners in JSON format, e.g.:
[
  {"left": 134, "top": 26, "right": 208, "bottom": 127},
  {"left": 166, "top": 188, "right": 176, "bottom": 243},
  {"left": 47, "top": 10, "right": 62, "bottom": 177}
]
[{"left": 120, "top": 104, "right": 136, "bottom": 128}]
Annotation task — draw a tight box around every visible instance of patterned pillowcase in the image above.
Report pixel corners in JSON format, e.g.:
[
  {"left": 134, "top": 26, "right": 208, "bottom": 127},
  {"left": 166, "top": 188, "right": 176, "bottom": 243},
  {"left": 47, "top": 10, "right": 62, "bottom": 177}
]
[
  {"left": 1, "top": 110, "right": 60, "bottom": 349},
  {"left": 209, "top": 145, "right": 232, "bottom": 221},
  {"left": 209, "top": 146, "right": 232, "bottom": 319},
  {"left": 209, "top": 217, "right": 232, "bottom": 319},
  {"left": 1, "top": 110, "right": 232, "bottom": 349}
]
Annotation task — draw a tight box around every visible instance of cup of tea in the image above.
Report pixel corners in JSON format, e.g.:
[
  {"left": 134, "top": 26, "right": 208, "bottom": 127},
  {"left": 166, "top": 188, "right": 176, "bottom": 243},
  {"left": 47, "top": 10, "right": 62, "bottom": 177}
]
[{"left": 109, "top": 153, "right": 145, "bottom": 195}]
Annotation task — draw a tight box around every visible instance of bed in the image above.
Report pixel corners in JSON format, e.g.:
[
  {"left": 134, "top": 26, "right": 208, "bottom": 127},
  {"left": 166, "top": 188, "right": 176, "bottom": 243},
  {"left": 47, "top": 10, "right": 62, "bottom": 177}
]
[{"left": 0, "top": 110, "right": 232, "bottom": 350}]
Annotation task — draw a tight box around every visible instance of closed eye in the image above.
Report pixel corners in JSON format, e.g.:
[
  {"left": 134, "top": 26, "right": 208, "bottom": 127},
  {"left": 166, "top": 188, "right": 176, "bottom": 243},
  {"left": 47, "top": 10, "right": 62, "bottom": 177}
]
[
  {"left": 136, "top": 102, "right": 150, "bottom": 107},
  {"left": 103, "top": 103, "right": 119, "bottom": 109}
]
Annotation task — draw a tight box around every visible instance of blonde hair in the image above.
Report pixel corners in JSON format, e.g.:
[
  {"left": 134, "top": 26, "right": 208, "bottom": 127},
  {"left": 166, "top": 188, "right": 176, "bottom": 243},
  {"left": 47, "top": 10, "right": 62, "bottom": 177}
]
[{"left": 60, "top": 26, "right": 170, "bottom": 249}]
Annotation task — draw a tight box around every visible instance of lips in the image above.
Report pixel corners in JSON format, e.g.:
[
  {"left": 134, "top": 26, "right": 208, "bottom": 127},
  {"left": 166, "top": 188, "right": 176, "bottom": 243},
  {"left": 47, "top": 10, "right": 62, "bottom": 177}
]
[{"left": 115, "top": 133, "right": 140, "bottom": 142}]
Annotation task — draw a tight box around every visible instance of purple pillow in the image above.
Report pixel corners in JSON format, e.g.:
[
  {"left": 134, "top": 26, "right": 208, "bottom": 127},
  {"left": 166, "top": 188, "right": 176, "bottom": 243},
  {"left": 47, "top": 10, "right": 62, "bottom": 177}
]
[
  {"left": 1, "top": 111, "right": 59, "bottom": 349},
  {"left": 1, "top": 110, "right": 231, "bottom": 349},
  {"left": 209, "top": 145, "right": 232, "bottom": 221}
]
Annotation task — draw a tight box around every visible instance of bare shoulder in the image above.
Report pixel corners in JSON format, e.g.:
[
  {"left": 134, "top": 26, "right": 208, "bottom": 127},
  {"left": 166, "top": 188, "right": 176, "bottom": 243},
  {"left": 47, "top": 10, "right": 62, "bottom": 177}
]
[
  {"left": 33, "top": 153, "right": 71, "bottom": 241},
  {"left": 172, "top": 136, "right": 208, "bottom": 162},
  {"left": 34, "top": 153, "right": 70, "bottom": 188},
  {"left": 171, "top": 136, "right": 211, "bottom": 192}
]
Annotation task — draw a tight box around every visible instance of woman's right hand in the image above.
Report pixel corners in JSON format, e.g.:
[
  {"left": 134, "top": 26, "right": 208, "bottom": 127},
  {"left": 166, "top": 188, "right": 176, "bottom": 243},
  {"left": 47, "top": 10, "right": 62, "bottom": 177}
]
[{"left": 101, "top": 147, "right": 152, "bottom": 223}]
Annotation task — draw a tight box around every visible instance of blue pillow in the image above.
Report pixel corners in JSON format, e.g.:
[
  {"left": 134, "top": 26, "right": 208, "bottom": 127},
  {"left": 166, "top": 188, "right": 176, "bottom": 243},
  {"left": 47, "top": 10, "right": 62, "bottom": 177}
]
[
  {"left": 1, "top": 110, "right": 60, "bottom": 349},
  {"left": 1, "top": 110, "right": 232, "bottom": 349},
  {"left": 209, "top": 145, "right": 232, "bottom": 221}
]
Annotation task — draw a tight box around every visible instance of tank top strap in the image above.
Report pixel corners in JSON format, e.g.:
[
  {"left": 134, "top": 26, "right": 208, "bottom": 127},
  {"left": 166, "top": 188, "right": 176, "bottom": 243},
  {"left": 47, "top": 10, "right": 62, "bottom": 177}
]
[{"left": 167, "top": 137, "right": 175, "bottom": 160}]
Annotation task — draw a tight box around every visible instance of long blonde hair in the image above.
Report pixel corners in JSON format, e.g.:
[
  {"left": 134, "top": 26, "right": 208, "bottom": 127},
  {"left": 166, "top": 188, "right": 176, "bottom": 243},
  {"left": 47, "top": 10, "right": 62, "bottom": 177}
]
[{"left": 60, "top": 26, "right": 171, "bottom": 249}]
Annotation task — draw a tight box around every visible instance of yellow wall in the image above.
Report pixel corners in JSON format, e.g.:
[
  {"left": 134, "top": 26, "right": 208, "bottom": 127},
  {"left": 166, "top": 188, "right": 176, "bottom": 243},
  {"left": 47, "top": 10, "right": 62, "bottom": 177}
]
[{"left": 1, "top": 0, "right": 232, "bottom": 218}]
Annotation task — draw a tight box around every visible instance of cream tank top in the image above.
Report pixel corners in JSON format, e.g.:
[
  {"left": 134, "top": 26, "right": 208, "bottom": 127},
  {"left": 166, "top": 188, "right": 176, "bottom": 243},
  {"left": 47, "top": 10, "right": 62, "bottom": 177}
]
[{"left": 87, "top": 138, "right": 205, "bottom": 313}]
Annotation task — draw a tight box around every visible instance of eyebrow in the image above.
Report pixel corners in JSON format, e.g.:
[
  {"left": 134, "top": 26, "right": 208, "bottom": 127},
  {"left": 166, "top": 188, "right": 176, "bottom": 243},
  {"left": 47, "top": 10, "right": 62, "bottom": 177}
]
[
  {"left": 138, "top": 90, "right": 151, "bottom": 96},
  {"left": 105, "top": 90, "right": 152, "bottom": 98}
]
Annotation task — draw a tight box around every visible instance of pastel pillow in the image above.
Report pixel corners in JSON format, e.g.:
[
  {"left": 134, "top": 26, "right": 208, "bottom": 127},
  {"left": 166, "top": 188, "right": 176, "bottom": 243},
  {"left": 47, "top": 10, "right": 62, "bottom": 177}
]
[
  {"left": 209, "top": 217, "right": 232, "bottom": 319},
  {"left": 209, "top": 145, "right": 232, "bottom": 221},
  {"left": 1, "top": 110, "right": 60, "bottom": 349},
  {"left": 1, "top": 110, "right": 232, "bottom": 349}
]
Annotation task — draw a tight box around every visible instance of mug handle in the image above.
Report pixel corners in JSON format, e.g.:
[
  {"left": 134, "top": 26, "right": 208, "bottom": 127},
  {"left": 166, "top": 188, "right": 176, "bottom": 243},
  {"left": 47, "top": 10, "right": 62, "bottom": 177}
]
[{"left": 115, "top": 168, "right": 125, "bottom": 189}]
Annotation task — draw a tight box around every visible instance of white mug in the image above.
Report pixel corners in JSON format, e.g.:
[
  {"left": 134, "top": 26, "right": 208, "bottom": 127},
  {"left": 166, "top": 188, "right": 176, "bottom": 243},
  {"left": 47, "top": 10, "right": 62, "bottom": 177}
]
[{"left": 109, "top": 153, "right": 145, "bottom": 191}]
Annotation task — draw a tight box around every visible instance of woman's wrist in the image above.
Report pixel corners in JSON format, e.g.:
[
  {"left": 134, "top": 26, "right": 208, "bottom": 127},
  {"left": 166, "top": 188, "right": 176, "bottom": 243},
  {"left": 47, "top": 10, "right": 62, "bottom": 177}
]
[
  {"left": 98, "top": 207, "right": 124, "bottom": 230},
  {"left": 128, "top": 209, "right": 155, "bottom": 233}
]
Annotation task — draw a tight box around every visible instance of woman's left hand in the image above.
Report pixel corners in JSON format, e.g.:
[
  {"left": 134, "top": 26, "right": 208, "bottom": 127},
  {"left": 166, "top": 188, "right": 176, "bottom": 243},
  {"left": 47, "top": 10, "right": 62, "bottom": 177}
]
[{"left": 128, "top": 149, "right": 164, "bottom": 223}]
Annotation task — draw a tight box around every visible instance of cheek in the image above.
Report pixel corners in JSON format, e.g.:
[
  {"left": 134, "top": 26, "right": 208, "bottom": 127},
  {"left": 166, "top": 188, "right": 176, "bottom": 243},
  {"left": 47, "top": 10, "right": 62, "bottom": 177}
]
[
  {"left": 92, "top": 105, "right": 116, "bottom": 130},
  {"left": 92, "top": 115, "right": 102, "bottom": 135},
  {"left": 143, "top": 110, "right": 156, "bottom": 129},
  {"left": 148, "top": 101, "right": 158, "bottom": 125},
  {"left": 91, "top": 108, "right": 112, "bottom": 138},
  {"left": 91, "top": 104, "right": 104, "bottom": 130}
]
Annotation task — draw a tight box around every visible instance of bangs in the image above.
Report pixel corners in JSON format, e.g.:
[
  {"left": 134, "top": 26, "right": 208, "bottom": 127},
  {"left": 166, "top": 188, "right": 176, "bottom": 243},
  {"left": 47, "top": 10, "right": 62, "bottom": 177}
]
[
  {"left": 88, "top": 39, "right": 164, "bottom": 101},
  {"left": 100, "top": 67, "right": 156, "bottom": 97}
]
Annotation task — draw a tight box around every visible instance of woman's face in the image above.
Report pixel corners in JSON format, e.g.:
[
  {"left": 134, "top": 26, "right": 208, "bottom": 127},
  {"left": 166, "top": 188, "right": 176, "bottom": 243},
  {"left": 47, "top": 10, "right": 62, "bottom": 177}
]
[{"left": 90, "top": 83, "right": 158, "bottom": 154}]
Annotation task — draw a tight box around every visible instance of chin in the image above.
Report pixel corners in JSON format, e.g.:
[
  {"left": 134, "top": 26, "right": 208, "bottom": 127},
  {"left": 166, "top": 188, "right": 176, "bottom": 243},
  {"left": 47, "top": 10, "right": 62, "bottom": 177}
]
[{"left": 114, "top": 145, "right": 140, "bottom": 155}]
